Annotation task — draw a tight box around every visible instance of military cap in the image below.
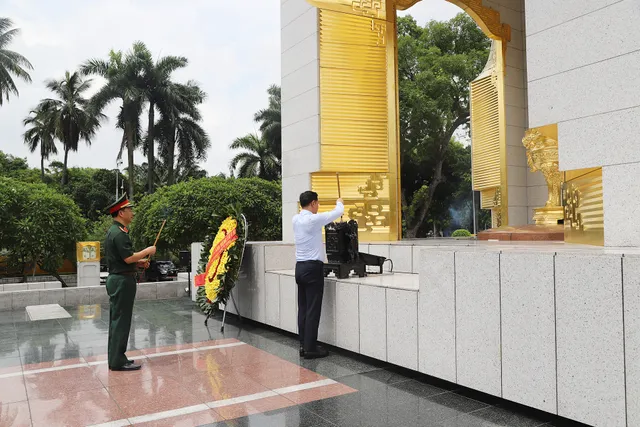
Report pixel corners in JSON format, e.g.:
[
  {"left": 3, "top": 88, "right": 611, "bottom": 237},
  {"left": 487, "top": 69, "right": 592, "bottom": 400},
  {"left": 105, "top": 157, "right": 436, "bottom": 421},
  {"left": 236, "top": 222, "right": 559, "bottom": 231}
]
[{"left": 105, "top": 193, "right": 134, "bottom": 215}]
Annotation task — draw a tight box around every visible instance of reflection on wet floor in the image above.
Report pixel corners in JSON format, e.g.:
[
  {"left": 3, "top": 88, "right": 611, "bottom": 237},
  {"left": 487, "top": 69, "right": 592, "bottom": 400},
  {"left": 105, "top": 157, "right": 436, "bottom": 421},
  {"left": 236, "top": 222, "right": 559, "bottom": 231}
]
[{"left": 0, "top": 298, "right": 568, "bottom": 427}]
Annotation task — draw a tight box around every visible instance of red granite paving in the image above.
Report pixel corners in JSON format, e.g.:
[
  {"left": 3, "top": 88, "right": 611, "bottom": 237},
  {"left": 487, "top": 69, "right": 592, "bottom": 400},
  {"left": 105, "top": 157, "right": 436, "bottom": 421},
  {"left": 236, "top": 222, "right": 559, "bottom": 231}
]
[{"left": 0, "top": 338, "right": 357, "bottom": 426}]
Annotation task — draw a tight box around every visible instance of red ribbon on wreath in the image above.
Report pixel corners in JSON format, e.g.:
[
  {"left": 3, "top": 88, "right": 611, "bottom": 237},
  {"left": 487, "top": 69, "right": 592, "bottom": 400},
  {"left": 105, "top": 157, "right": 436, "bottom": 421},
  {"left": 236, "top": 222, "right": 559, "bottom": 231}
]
[{"left": 194, "top": 227, "right": 238, "bottom": 288}]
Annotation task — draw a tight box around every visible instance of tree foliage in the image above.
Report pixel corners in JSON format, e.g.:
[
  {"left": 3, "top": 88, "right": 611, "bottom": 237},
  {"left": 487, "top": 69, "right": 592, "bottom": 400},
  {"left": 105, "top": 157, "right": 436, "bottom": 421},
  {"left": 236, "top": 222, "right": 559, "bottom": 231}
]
[
  {"left": 230, "top": 85, "right": 281, "bottom": 180},
  {"left": 0, "top": 17, "right": 32, "bottom": 106},
  {"left": 254, "top": 84, "right": 281, "bottom": 159},
  {"left": 135, "top": 45, "right": 189, "bottom": 194},
  {"left": 82, "top": 45, "right": 147, "bottom": 200},
  {"left": 38, "top": 71, "right": 104, "bottom": 185},
  {"left": 86, "top": 214, "right": 114, "bottom": 258},
  {"left": 131, "top": 177, "right": 282, "bottom": 252},
  {"left": 155, "top": 81, "right": 210, "bottom": 186},
  {"left": 58, "top": 168, "right": 123, "bottom": 222},
  {"left": 83, "top": 42, "right": 208, "bottom": 199},
  {"left": 23, "top": 106, "right": 58, "bottom": 181},
  {"left": 0, "top": 177, "right": 85, "bottom": 284},
  {"left": 229, "top": 133, "right": 281, "bottom": 181},
  {"left": 398, "top": 14, "right": 490, "bottom": 237},
  {"left": 0, "top": 151, "right": 41, "bottom": 183}
]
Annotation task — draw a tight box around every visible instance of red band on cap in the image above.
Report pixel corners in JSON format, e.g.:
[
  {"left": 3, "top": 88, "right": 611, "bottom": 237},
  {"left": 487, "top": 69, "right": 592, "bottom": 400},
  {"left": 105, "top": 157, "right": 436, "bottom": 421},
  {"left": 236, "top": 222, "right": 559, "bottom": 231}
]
[{"left": 109, "top": 200, "right": 130, "bottom": 214}]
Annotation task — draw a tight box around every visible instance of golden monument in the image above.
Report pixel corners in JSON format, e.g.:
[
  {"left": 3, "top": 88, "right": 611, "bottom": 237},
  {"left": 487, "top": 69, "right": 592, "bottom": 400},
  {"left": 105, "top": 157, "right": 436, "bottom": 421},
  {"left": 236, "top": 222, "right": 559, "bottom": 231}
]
[
  {"left": 299, "top": 0, "right": 606, "bottom": 245},
  {"left": 522, "top": 127, "right": 564, "bottom": 225},
  {"left": 305, "top": 0, "right": 512, "bottom": 240}
]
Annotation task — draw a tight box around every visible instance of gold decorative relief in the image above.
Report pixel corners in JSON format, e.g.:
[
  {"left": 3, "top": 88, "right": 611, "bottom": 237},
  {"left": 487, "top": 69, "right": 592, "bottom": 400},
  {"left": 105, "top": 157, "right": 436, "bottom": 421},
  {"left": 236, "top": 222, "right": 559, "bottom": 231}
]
[
  {"left": 564, "top": 184, "right": 583, "bottom": 231},
  {"left": 371, "top": 20, "right": 386, "bottom": 46},
  {"left": 311, "top": 172, "right": 395, "bottom": 241},
  {"left": 563, "top": 168, "right": 604, "bottom": 246},
  {"left": 522, "top": 126, "right": 564, "bottom": 225},
  {"left": 352, "top": 0, "right": 384, "bottom": 18},
  {"left": 348, "top": 173, "right": 391, "bottom": 232},
  {"left": 307, "top": 0, "right": 387, "bottom": 18},
  {"left": 491, "top": 187, "right": 503, "bottom": 228}
]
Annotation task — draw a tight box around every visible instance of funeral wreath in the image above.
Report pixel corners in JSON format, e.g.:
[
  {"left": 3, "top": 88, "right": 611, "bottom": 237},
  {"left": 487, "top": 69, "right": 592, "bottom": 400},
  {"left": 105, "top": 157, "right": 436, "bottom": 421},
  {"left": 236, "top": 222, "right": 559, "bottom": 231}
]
[{"left": 195, "top": 211, "right": 246, "bottom": 317}]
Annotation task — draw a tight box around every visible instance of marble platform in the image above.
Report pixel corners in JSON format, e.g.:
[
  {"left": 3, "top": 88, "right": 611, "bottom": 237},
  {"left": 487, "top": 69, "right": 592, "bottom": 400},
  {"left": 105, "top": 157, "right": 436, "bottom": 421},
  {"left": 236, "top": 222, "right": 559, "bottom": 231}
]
[
  {"left": 189, "top": 240, "right": 640, "bottom": 427},
  {"left": 0, "top": 280, "right": 189, "bottom": 312}
]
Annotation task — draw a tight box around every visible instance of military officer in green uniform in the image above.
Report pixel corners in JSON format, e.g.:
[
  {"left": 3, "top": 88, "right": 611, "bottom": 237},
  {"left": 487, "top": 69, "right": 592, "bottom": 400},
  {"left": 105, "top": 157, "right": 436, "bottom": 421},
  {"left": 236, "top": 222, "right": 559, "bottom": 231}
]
[{"left": 104, "top": 194, "right": 156, "bottom": 371}]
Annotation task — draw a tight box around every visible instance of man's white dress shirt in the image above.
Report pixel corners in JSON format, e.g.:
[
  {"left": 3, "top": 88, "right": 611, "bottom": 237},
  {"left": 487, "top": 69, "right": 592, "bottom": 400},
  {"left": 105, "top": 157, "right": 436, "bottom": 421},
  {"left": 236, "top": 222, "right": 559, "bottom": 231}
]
[{"left": 293, "top": 202, "right": 345, "bottom": 262}]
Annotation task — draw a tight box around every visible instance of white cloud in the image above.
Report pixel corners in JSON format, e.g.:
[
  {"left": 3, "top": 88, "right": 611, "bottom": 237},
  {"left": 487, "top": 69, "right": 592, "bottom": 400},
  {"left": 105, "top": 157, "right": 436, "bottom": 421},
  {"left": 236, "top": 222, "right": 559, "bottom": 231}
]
[{"left": 1, "top": 0, "right": 460, "bottom": 175}]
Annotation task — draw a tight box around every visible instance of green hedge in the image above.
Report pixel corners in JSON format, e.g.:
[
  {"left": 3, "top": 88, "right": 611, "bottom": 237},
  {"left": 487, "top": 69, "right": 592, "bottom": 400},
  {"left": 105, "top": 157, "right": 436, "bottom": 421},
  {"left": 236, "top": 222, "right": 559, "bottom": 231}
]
[
  {"left": 451, "top": 229, "right": 472, "bottom": 237},
  {"left": 131, "top": 177, "right": 282, "bottom": 252},
  {"left": 0, "top": 177, "right": 86, "bottom": 283}
]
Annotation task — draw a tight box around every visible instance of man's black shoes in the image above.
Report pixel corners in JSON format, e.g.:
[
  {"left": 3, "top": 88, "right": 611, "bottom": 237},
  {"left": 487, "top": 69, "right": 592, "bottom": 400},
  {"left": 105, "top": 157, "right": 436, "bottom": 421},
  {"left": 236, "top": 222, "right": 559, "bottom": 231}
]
[
  {"left": 303, "top": 346, "right": 329, "bottom": 360},
  {"left": 109, "top": 363, "right": 142, "bottom": 371}
]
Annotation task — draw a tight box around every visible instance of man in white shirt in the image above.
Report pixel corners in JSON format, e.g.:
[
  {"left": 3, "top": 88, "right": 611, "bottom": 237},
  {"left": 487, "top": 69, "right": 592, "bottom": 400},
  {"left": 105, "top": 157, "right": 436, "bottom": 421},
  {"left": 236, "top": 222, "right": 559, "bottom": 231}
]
[{"left": 293, "top": 191, "right": 344, "bottom": 359}]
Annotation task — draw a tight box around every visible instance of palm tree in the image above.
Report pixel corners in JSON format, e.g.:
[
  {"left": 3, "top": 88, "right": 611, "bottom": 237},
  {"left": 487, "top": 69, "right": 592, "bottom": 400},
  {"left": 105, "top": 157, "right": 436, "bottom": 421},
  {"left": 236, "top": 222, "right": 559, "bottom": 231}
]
[
  {"left": 0, "top": 18, "right": 33, "bottom": 106},
  {"left": 254, "top": 84, "right": 281, "bottom": 159},
  {"left": 39, "top": 71, "right": 103, "bottom": 185},
  {"left": 23, "top": 106, "right": 57, "bottom": 180},
  {"left": 138, "top": 156, "right": 208, "bottom": 188},
  {"left": 157, "top": 81, "right": 210, "bottom": 186},
  {"left": 136, "top": 45, "right": 189, "bottom": 194},
  {"left": 81, "top": 44, "right": 147, "bottom": 199},
  {"left": 229, "top": 133, "right": 280, "bottom": 180}
]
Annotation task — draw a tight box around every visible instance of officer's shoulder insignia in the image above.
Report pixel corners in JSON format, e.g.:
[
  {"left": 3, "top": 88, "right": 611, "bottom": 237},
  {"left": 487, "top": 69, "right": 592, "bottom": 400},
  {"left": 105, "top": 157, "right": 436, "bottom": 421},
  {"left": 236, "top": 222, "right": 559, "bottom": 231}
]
[{"left": 119, "top": 226, "right": 129, "bottom": 233}]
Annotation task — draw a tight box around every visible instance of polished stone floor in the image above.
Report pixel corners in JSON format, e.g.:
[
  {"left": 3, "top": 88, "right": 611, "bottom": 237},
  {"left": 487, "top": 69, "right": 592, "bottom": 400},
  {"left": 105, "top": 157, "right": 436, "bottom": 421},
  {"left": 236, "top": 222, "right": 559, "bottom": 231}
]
[{"left": 0, "top": 298, "right": 582, "bottom": 426}]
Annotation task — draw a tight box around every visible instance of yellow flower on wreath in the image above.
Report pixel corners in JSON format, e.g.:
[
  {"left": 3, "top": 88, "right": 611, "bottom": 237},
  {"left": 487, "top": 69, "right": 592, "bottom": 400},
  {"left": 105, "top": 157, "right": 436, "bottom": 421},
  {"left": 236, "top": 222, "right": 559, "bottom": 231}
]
[{"left": 203, "top": 217, "right": 238, "bottom": 303}]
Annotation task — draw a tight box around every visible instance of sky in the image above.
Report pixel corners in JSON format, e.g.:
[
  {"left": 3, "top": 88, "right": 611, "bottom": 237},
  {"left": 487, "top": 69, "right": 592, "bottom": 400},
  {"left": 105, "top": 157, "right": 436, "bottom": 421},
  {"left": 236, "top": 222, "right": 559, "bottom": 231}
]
[{"left": 1, "top": 0, "right": 462, "bottom": 176}]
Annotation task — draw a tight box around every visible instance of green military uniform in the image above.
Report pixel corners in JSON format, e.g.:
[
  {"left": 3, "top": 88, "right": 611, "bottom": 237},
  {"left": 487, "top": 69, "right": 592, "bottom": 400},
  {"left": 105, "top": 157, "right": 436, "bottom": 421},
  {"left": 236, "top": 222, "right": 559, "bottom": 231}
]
[{"left": 104, "top": 196, "right": 137, "bottom": 369}]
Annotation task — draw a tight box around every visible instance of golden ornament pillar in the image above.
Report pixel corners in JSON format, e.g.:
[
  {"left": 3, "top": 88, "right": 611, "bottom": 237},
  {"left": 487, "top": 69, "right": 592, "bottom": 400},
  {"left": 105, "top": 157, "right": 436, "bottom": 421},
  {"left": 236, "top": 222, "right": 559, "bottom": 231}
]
[
  {"left": 470, "top": 40, "right": 508, "bottom": 228},
  {"left": 463, "top": 2, "right": 511, "bottom": 229},
  {"left": 306, "top": 0, "right": 402, "bottom": 241},
  {"left": 522, "top": 125, "right": 564, "bottom": 225}
]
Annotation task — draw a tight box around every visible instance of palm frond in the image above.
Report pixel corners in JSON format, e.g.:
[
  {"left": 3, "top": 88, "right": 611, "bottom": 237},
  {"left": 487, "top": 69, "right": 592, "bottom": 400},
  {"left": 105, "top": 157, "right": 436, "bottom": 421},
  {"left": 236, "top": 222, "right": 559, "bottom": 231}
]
[
  {"left": 79, "top": 58, "right": 110, "bottom": 77},
  {"left": 229, "top": 133, "right": 262, "bottom": 151},
  {"left": 156, "top": 55, "right": 188, "bottom": 76}
]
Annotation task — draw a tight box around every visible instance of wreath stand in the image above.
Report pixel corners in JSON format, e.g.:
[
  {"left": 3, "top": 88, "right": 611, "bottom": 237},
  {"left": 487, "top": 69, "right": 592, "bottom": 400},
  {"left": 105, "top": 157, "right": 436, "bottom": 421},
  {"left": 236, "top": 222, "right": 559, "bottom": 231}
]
[{"left": 204, "top": 213, "right": 248, "bottom": 332}]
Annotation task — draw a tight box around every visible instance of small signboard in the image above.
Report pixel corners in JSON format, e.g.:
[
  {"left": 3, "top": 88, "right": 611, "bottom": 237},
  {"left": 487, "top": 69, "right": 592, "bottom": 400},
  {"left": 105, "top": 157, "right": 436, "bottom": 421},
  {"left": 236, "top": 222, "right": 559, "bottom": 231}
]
[{"left": 76, "top": 242, "right": 100, "bottom": 263}]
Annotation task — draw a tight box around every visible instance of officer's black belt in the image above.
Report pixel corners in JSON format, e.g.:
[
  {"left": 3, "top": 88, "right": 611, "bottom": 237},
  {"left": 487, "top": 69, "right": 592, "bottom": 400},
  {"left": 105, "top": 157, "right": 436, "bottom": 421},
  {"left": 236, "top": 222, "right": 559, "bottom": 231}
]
[{"left": 110, "top": 271, "right": 137, "bottom": 276}]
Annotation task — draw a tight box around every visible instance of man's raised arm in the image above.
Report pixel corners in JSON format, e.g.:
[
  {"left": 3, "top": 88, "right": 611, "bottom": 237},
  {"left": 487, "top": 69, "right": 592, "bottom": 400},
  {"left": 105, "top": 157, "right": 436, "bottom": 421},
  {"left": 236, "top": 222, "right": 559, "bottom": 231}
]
[{"left": 313, "top": 199, "right": 345, "bottom": 227}]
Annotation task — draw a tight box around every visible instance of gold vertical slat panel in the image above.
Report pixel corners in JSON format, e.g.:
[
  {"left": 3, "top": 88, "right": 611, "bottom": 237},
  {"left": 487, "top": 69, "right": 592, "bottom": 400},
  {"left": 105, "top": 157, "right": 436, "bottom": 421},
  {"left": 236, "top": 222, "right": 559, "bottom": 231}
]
[
  {"left": 321, "top": 145, "right": 389, "bottom": 172},
  {"left": 320, "top": 92, "right": 388, "bottom": 122},
  {"left": 470, "top": 39, "right": 508, "bottom": 227},
  {"left": 322, "top": 119, "right": 388, "bottom": 146},
  {"left": 470, "top": 75, "right": 501, "bottom": 190},
  {"left": 480, "top": 188, "right": 497, "bottom": 210},
  {"left": 564, "top": 168, "right": 604, "bottom": 246},
  {"left": 320, "top": 43, "right": 386, "bottom": 71},
  {"left": 320, "top": 68, "right": 387, "bottom": 96}
]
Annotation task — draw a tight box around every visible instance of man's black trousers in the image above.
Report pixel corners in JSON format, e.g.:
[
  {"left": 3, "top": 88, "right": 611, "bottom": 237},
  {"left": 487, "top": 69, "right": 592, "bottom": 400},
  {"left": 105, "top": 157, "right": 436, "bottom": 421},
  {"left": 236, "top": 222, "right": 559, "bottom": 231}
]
[{"left": 295, "top": 260, "right": 325, "bottom": 352}]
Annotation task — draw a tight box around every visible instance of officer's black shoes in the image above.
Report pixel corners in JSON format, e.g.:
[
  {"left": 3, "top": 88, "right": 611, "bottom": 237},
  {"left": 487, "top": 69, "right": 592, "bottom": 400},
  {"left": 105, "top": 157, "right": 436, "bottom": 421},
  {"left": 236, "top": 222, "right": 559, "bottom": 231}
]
[
  {"left": 110, "top": 363, "right": 142, "bottom": 371},
  {"left": 125, "top": 360, "right": 134, "bottom": 365},
  {"left": 303, "top": 346, "right": 329, "bottom": 360}
]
